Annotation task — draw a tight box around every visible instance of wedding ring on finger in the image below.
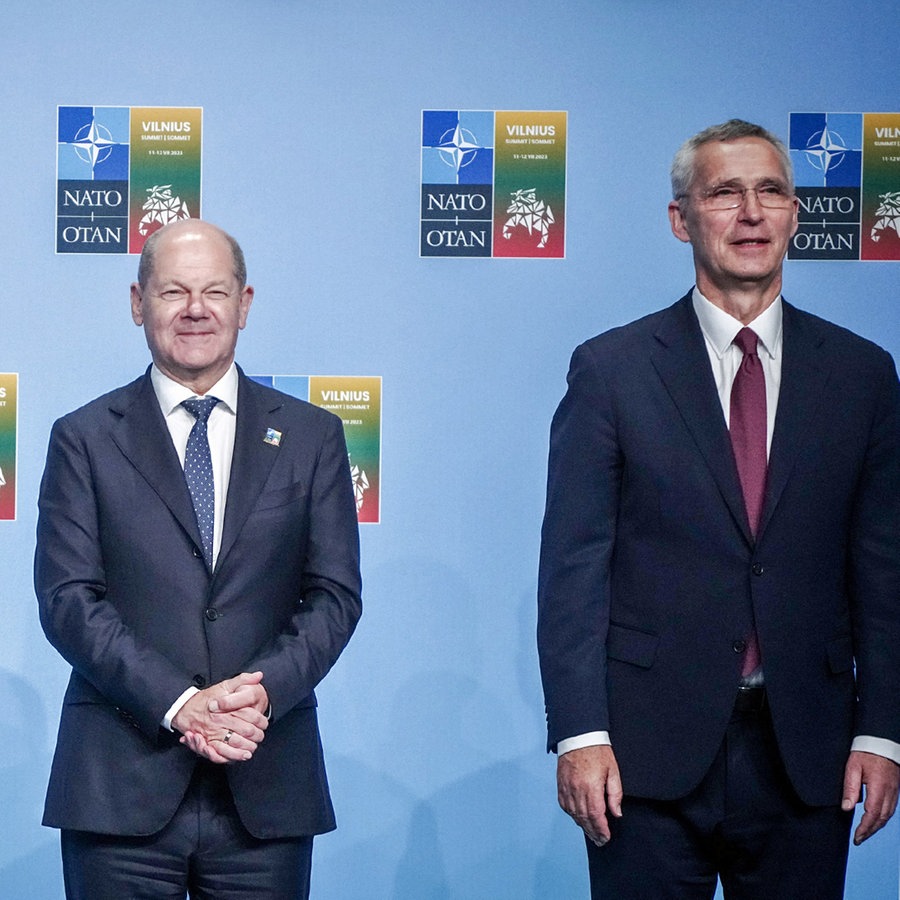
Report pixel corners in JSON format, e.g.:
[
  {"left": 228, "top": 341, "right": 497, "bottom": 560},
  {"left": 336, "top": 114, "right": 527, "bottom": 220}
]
[{"left": 223, "top": 729, "right": 233, "bottom": 744}]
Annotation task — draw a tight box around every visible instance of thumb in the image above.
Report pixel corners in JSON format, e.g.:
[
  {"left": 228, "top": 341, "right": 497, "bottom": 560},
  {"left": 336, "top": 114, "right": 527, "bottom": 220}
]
[{"left": 842, "top": 760, "right": 862, "bottom": 812}]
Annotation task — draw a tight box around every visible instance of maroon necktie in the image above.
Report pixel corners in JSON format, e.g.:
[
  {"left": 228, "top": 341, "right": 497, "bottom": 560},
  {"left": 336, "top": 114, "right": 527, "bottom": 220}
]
[{"left": 730, "top": 327, "right": 766, "bottom": 674}]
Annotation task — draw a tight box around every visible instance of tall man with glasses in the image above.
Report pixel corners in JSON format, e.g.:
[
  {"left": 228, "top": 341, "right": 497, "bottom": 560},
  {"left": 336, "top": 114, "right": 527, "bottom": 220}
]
[
  {"left": 538, "top": 120, "right": 900, "bottom": 898},
  {"left": 36, "top": 219, "right": 362, "bottom": 899}
]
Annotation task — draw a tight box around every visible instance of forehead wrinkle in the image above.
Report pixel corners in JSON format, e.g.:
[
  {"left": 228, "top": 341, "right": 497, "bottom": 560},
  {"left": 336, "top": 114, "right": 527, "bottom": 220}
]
[
  {"left": 693, "top": 139, "right": 790, "bottom": 186},
  {"left": 151, "top": 253, "right": 238, "bottom": 290}
]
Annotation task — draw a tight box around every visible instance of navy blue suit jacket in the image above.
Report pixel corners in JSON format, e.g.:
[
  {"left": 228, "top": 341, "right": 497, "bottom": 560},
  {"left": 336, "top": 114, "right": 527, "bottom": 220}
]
[
  {"left": 36, "top": 367, "right": 361, "bottom": 838},
  {"left": 537, "top": 294, "right": 900, "bottom": 805}
]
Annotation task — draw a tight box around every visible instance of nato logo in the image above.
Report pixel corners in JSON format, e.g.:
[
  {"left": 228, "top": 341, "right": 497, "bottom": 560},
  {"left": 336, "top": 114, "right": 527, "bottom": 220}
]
[
  {"left": 421, "top": 110, "right": 494, "bottom": 257},
  {"left": 57, "top": 106, "right": 130, "bottom": 253},
  {"left": 790, "top": 113, "right": 862, "bottom": 188},
  {"left": 789, "top": 113, "right": 861, "bottom": 260}
]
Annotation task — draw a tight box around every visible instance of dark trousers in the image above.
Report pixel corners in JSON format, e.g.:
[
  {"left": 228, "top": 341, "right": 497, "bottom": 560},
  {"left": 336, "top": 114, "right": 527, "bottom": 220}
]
[
  {"left": 587, "top": 693, "right": 853, "bottom": 899},
  {"left": 61, "top": 763, "right": 313, "bottom": 900}
]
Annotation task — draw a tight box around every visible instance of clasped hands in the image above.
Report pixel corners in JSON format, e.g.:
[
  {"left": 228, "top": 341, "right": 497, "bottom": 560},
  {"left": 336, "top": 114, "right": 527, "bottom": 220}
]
[{"left": 172, "top": 671, "right": 269, "bottom": 764}]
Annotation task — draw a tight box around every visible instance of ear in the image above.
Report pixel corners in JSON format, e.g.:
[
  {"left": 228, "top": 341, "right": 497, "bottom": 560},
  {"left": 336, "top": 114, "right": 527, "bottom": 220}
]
[
  {"left": 237, "top": 285, "right": 254, "bottom": 330},
  {"left": 130, "top": 283, "right": 144, "bottom": 325},
  {"left": 668, "top": 199, "right": 692, "bottom": 244}
]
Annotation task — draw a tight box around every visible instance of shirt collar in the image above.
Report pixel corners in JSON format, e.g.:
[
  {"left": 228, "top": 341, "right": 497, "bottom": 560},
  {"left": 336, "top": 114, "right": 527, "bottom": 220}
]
[
  {"left": 691, "top": 287, "right": 782, "bottom": 361},
  {"left": 149, "top": 363, "right": 239, "bottom": 417}
]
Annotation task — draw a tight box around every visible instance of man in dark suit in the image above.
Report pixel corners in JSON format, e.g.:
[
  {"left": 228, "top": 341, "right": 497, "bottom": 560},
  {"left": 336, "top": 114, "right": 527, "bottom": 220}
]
[
  {"left": 36, "top": 219, "right": 362, "bottom": 898},
  {"left": 537, "top": 120, "right": 900, "bottom": 898}
]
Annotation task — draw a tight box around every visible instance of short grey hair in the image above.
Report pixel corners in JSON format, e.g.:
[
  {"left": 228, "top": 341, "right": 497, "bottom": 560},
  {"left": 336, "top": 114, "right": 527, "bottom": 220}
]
[
  {"left": 137, "top": 221, "right": 247, "bottom": 289},
  {"left": 670, "top": 119, "right": 794, "bottom": 200}
]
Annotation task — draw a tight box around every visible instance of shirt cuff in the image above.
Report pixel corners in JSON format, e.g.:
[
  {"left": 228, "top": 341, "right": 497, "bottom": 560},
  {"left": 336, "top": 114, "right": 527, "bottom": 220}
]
[
  {"left": 557, "top": 731, "right": 611, "bottom": 756},
  {"left": 162, "top": 686, "right": 200, "bottom": 732},
  {"left": 558, "top": 734, "right": 900, "bottom": 762},
  {"left": 851, "top": 735, "right": 900, "bottom": 766}
]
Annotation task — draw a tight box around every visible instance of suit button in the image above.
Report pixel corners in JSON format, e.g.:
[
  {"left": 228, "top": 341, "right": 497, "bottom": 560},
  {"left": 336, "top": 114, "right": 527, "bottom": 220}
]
[
  {"left": 752, "top": 563, "right": 764, "bottom": 576},
  {"left": 192, "top": 548, "right": 202, "bottom": 559},
  {"left": 732, "top": 639, "right": 747, "bottom": 653},
  {"left": 205, "top": 608, "right": 219, "bottom": 621},
  {"left": 192, "top": 674, "right": 207, "bottom": 688}
]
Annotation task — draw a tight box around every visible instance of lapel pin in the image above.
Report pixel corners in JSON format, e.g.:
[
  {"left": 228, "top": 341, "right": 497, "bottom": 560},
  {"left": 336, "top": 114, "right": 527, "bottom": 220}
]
[{"left": 264, "top": 428, "right": 282, "bottom": 447}]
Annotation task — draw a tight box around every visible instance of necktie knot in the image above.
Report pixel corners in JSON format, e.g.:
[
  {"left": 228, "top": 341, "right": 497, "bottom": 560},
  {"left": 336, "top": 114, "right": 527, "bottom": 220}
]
[
  {"left": 733, "top": 327, "right": 759, "bottom": 359},
  {"left": 182, "top": 396, "right": 219, "bottom": 424}
]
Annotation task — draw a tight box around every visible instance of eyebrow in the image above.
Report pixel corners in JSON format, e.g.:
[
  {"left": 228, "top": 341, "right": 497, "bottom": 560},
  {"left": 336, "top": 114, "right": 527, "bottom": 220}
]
[
  {"left": 158, "top": 279, "right": 234, "bottom": 291},
  {"left": 707, "top": 176, "right": 788, "bottom": 189}
]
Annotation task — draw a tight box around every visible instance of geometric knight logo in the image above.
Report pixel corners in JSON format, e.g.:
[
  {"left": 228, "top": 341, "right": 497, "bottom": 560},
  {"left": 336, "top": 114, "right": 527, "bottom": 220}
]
[
  {"left": 349, "top": 454, "right": 369, "bottom": 513},
  {"left": 871, "top": 191, "right": 900, "bottom": 243},
  {"left": 139, "top": 184, "right": 191, "bottom": 237},
  {"left": 502, "top": 188, "right": 555, "bottom": 248}
]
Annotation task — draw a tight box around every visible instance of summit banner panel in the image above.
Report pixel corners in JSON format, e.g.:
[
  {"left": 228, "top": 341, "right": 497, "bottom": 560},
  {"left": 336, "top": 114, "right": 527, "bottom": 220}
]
[
  {"left": 421, "top": 110, "right": 566, "bottom": 258},
  {"left": 56, "top": 105, "right": 202, "bottom": 255}
]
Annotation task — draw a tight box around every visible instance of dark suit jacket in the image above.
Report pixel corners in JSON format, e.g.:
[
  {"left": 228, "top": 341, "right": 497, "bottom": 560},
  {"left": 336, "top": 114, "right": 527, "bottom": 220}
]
[
  {"left": 537, "top": 293, "right": 900, "bottom": 806},
  {"left": 36, "top": 366, "right": 361, "bottom": 838}
]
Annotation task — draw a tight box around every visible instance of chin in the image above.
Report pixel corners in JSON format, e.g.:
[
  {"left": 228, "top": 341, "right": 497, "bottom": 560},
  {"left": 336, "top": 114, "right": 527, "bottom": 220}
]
[
  {"left": 173, "top": 356, "right": 218, "bottom": 374},
  {"left": 727, "top": 259, "right": 781, "bottom": 280}
]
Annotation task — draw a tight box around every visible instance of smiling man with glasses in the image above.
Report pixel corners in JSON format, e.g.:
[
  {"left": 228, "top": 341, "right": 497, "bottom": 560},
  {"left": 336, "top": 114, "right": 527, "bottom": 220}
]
[{"left": 538, "top": 119, "right": 900, "bottom": 898}]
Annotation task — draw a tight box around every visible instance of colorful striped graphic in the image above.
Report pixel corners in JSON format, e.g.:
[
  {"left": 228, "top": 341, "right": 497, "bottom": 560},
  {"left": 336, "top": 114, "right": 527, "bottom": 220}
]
[
  {"left": 128, "top": 107, "right": 203, "bottom": 254},
  {"left": 0, "top": 374, "right": 18, "bottom": 521},
  {"left": 861, "top": 113, "right": 900, "bottom": 260},
  {"left": 310, "top": 377, "right": 381, "bottom": 524},
  {"left": 493, "top": 111, "right": 567, "bottom": 258}
]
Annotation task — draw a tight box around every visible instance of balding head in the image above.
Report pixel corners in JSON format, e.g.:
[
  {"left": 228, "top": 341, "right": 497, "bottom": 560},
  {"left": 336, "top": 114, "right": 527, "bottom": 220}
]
[{"left": 137, "top": 219, "right": 247, "bottom": 291}]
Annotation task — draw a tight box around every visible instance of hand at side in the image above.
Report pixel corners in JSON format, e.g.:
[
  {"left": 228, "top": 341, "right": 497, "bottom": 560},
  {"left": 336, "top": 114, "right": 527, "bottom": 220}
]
[
  {"left": 843, "top": 750, "right": 900, "bottom": 845},
  {"left": 557, "top": 744, "right": 624, "bottom": 846}
]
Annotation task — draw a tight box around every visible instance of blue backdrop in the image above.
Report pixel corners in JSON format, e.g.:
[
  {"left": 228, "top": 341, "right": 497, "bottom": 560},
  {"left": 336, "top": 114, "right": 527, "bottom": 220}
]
[{"left": 1, "top": 1, "right": 897, "bottom": 896}]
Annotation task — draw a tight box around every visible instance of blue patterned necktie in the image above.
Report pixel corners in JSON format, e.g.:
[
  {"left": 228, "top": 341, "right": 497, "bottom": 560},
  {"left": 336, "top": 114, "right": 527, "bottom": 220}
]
[{"left": 181, "top": 396, "right": 219, "bottom": 569}]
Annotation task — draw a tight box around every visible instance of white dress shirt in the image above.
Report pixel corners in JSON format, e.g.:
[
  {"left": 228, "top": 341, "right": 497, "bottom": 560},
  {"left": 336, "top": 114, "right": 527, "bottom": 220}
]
[
  {"left": 558, "top": 291, "right": 900, "bottom": 765},
  {"left": 149, "top": 363, "right": 240, "bottom": 730}
]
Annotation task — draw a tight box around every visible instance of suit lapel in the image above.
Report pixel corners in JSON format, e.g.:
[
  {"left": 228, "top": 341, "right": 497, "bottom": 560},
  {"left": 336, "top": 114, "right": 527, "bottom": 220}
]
[
  {"left": 650, "top": 295, "right": 753, "bottom": 544},
  {"left": 758, "top": 301, "right": 829, "bottom": 538},
  {"left": 217, "top": 370, "right": 285, "bottom": 567},
  {"left": 108, "top": 371, "right": 202, "bottom": 551}
]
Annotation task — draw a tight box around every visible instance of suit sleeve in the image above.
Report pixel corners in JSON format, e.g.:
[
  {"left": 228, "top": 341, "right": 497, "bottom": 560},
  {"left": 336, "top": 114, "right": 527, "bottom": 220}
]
[
  {"left": 35, "top": 416, "right": 196, "bottom": 738},
  {"left": 243, "top": 413, "right": 362, "bottom": 720},
  {"left": 537, "top": 342, "right": 621, "bottom": 752},
  {"left": 848, "top": 350, "right": 900, "bottom": 744}
]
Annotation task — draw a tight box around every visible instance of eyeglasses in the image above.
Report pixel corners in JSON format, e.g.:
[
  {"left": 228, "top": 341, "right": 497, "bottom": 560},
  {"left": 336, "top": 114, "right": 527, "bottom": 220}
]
[{"left": 690, "top": 184, "right": 795, "bottom": 211}]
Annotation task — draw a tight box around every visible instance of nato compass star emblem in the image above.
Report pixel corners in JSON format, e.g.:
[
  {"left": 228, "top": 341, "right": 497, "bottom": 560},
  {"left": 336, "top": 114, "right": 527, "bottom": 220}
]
[
  {"left": 804, "top": 125, "right": 850, "bottom": 174},
  {"left": 437, "top": 123, "right": 484, "bottom": 172},
  {"left": 71, "top": 120, "right": 117, "bottom": 172}
]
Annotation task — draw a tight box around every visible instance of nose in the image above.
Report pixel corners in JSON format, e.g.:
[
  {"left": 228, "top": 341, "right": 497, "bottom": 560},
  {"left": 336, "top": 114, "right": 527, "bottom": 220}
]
[
  {"left": 183, "top": 291, "right": 209, "bottom": 318},
  {"left": 737, "top": 188, "right": 764, "bottom": 221}
]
